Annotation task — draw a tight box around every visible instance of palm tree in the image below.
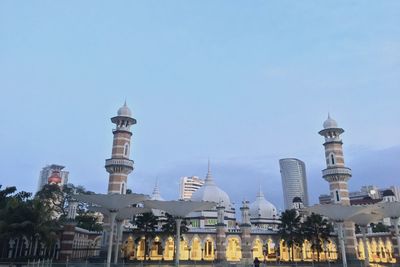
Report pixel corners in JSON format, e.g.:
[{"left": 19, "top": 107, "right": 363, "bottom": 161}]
[
  {"left": 131, "top": 212, "right": 159, "bottom": 260},
  {"left": 160, "top": 213, "right": 189, "bottom": 261},
  {"left": 302, "top": 213, "right": 333, "bottom": 262},
  {"left": 278, "top": 209, "right": 303, "bottom": 262}
]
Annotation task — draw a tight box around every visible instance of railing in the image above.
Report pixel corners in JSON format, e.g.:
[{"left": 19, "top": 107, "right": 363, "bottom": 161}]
[
  {"left": 105, "top": 158, "right": 134, "bottom": 168},
  {"left": 322, "top": 167, "right": 352, "bottom": 177}
]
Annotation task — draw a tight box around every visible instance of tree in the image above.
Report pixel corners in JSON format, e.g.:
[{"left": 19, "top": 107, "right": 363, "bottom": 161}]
[
  {"left": 0, "top": 185, "right": 60, "bottom": 258},
  {"left": 160, "top": 213, "right": 189, "bottom": 238},
  {"left": 35, "top": 183, "right": 100, "bottom": 232},
  {"left": 160, "top": 213, "right": 189, "bottom": 261},
  {"left": 131, "top": 212, "right": 159, "bottom": 260},
  {"left": 75, "top": 212, "right": 103, "bottom": 232},
  {"left": 278, "top": 209, "right": 303, "bottom": 262},
  {"left": 370, "top": 222, "right": 389, "bottom": 233},
  {"left": 302, "top": 213, "right": 333, "bottom": 262}
]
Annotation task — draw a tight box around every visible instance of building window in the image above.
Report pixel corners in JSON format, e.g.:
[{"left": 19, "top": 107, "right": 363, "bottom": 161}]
[
  {"left": 335, "top": 190, "right": 340, "bottom": 202},
  {"left": 329, "top": 153, "right": 335, "bottom": 166},
  {"left": 123, "top": 143, "right": 129, "bottom": 157}
]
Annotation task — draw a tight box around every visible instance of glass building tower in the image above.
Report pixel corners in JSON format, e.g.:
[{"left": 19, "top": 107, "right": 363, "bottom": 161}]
[{"left": 279, "top": 158, "right": 309, "bottom": 210}]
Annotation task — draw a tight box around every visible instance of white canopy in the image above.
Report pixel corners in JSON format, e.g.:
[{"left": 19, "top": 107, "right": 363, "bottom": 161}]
[
  {"left": 73, "top": 193, "right": 149, "bottom": 211},
  {"left": 306, "top": 204, "right": 375, "bottom": 221},
  {"left": 375, "top": 202, "right": 400, "bottom": 218},
  {"left": 143, "top": 200, "right": 217, "bottom": 218},
  {"left": 88, "top": 206, "right": 151, "bottom": 220}
]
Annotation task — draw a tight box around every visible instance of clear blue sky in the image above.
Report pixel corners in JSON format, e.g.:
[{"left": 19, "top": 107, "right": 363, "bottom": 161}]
[{"left": 1, "top": 1, "right": 399, "bottom": 209}]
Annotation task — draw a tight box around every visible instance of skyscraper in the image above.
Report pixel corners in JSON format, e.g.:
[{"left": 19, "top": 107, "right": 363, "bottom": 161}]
[
  {"left": 179, "top": 176, "right": 205, "bottom": 200},
  {"left": 279, "top": 158, "right": 309, "bottom": 210},
  {"left": 37, "top": 164, "right": 69, "bottom": 192}
]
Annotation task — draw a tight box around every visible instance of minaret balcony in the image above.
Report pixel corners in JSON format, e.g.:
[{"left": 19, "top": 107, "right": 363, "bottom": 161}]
[
  {"left": 105, "top": 158, "right": 134, "bottom": 170},
  {"left": 322, "top": 167, "right": 352, "bottom": 178}
]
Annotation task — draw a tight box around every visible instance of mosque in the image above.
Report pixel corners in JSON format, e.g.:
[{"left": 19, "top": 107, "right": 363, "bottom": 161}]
[{"left": 103, "top": 103, "right": 396, "bottom": 263}]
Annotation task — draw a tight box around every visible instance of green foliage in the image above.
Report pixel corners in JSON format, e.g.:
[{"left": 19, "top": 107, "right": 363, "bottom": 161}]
[
  {"left": 278, "top": 209, "right": 303, "bottom": 262},
  {"left": 370, "top": 222, "right": 389, "bottom": 233},
  {"left": 76, "top": 212, "right": 103, "bottom": 232},
  {"left": 302, "top": 213, "right": 333, "bottom": 262},
  {"left": 131, "top": 212, "right": 159, "bottom": 260},
  {"left": 161, "top": 213, "right": 189, "bottom": 239},
  {"left": 0, "top": 185, "right": 61, "bottom": 255},
  {"left": 35, "top": 183, "right": 100, "bottom": 231}
]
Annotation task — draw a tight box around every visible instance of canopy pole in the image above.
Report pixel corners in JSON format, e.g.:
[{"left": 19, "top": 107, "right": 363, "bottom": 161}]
[
  {"left": 114, "top": 220, "right": 123, "bottom": 264},
  {"left": 361, "top": 226, "right": 370, "bottom": 267},
  {"left": 337, "top": 222, "right": 347, "bottom": 267},
  {"left": 107, "top": 212, "right": 117, "bottom": 267},
  {"left": 175, "top": 218, "right": 182, "bottom": 267}
]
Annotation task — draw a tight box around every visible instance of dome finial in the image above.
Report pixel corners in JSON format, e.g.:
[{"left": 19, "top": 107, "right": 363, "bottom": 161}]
[
  {"left": 323, "top": 113, "right": 338, "bottom": 129},
  {"left": 205, "top": 158, "right": 213, "bottom": 182},
  {"left": 117, "top": 101, "right": 132, "bottom": 117},
  {"left": 257, "top": 185, "right": 264, "bottom": 198}
]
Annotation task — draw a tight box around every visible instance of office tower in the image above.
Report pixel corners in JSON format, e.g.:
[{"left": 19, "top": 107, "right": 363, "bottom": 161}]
[
  {"left": 179, "top": 176, "right": 204, "bottom": 200},
  {"left": 37, "top": 164, "right": 69, "bottom": 191},
  {"left": 279, "top": 158, "right": 309, "bottom": 210}
]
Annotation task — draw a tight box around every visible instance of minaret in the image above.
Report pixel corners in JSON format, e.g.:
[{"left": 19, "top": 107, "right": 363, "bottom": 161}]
[
  {"left": 105, "top": 102, "right": 136, "bottom": 194},
  {"left": 319, "top": 114, "right": 352, "bottom": 205},
  {"left": 319, "top": 114, "right": 356, "bottom": 259}
]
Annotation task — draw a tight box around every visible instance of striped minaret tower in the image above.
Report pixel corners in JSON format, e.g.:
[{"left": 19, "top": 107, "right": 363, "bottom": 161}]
[
  {"left": 105, "top": 102, "right": 136, "bottom": 194},
  {"left": 319, "top": 114, "right": 357, "bottom": 258}
]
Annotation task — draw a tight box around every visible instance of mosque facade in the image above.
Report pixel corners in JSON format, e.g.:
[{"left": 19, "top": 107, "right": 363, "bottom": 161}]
[{"left": 105, "top": 103, "right": 396, "bottom": 264}]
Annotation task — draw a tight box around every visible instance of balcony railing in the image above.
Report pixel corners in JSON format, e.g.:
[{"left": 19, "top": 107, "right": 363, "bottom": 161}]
[
  {"left": 322, "top": 167, "right": 352, "bottom": 177},
  {"left": 105, "top": 158, "right": 134, "bottom": 169}
]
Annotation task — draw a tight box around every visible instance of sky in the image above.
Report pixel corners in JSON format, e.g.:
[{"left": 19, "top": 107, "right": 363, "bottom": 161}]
[{"left": 0, "top": 1, "right": 399, "bottom": 210}]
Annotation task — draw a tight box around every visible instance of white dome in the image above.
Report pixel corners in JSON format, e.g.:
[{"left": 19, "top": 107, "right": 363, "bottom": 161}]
[
  {"left": 323, "top": 114, "right": 338, "bottom": 129},
  {"left": 117, "top": 102, "right": 132, "bottom": 117},
  {"left": 191, "top": 167, "right": 231, "bottom": 208},
  {"left": 249, "top": 189, "right": 278, "bottom": 219}
]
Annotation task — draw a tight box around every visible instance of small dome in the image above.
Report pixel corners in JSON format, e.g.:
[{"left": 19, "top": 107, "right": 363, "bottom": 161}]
[
  {"left": 292, "top": 197, "right": 302, "bottom": 203},
  {"left": 323, "top": 114, "right": 338, "bottom": 129},
  {"left": 117, "top": 102, "right": 132, "bottom": 117},
  {"left": 48, "top": 171, "right": 62, "bottom": 184},
  {"left": 249, "top": 189, "right": 278, "bottom": 219},
  {"left": 382, "top": 189, "right": 395, "bottom": 197},
  {"left": 191, "top": 165, "right": 231, "bottom": 208}
]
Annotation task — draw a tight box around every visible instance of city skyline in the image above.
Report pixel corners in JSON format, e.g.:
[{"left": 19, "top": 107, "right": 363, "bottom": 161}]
[{"left": 1, "top": 1, "right": 400, "bottom": 209}]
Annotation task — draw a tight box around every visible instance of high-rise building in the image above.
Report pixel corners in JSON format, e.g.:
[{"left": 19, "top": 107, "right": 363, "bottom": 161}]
[
  {"left": 37, "top": 164, "right": 69, "bottom": 192},
  {"left": 179, "top": 176, "right": 204, "bottom": 200},
  {"left": 105, "top": 102, "right": 136, "bottom": 194},
  {"left": 279, "top": 158, "right": 309, "bottom": 210}
]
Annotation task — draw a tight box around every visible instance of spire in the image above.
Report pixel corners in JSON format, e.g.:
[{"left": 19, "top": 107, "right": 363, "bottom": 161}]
[
  {"left": 151, "top": 178, "right": 163, "bottom": 200},
  {"left": 205, "top": 159, "right": 214, "bottom": 184},
  {"left": 257, "top": 185, "right": 264, "bottom": 198}
]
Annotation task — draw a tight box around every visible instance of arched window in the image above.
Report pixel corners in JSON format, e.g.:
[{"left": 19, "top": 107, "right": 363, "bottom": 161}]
[
  {"left": 121, "top": 183, "right": 125, "bottom": 194},
  {"left": 335, "top": 190, "right": 340, "bottom": 202},
  {"left": 123, "top": 143, "right": 129, "bottom": 157},
  {"left": 330, "top": 153, "right": 335, "bottom": 165}
]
